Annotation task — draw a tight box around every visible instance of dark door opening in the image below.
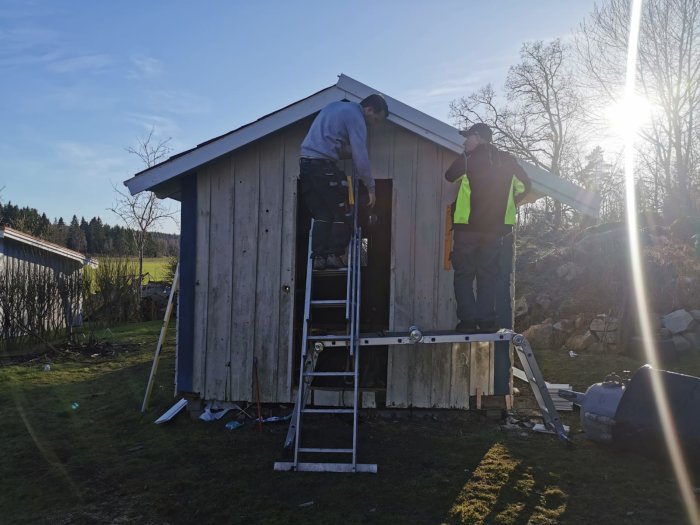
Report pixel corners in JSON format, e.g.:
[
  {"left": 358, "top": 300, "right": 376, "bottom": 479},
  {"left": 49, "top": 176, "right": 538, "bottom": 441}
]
[{"left": 293, "top": 179, "right": 392, "bottom": 390}]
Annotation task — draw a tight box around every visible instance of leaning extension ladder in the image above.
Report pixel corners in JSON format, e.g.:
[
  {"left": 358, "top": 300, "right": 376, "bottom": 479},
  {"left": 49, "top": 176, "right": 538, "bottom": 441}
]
[{"left": 274, "top": 210, "right": 375, "bottom": 473}]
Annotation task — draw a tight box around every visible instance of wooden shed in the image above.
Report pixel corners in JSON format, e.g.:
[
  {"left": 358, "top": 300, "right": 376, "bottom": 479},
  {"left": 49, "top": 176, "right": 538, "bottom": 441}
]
[
  {"left": 0, "top": 225, "right": 96, "bottom": 340},
  {"left": 124, "top": 75, "right": 598, "bottom": 410}
]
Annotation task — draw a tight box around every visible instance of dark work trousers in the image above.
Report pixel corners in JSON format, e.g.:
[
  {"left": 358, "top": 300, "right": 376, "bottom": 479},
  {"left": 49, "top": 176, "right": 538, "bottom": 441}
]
[
  {"left": 299, "top": 158, "right": 351, "bottom": 257},
  {"left": 451, "top": 231, "right": 503, "bottom": 326}
]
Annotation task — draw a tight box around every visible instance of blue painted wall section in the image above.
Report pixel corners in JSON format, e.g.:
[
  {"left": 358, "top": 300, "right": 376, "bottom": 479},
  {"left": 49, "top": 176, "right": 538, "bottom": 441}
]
[
  {"left": 494, "top": 233, "right": 515, "bottom": 395},
  {"left": 177, "top": 174, "right": 197, "bottom": 392}
]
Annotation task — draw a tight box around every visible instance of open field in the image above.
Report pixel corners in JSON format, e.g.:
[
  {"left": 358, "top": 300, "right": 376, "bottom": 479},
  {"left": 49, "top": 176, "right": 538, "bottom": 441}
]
[
  {"left": 91, "top": 257, "right": 172, "bottom": 282},
  {"left": 1, "top": 322, "right": 698, "bottom": 524},
  {"left": 137, "top": 257, "right": 172, "bottom": 282}
]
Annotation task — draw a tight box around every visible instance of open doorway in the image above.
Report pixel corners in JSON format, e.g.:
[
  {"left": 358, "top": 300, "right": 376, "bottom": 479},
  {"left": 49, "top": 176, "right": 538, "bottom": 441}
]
[{"left": 292, "top": 179, "right": 392, "bottom": 390}]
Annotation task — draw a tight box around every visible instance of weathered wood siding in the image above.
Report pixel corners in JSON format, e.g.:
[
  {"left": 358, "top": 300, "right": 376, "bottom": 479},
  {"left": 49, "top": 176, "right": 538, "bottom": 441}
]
[
  {"left": 192, "top": 126, "right": 302, "bottom": 403},
  {"left": 192, "top": 120, "right": 500, "bottom": 406},
  {"left": 378, "top": 126, "right": 495, "bottom": 408}
]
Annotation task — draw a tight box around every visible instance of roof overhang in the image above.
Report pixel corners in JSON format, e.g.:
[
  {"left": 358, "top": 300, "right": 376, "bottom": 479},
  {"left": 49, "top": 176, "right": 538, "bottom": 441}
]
[
  {"left": 0, "top": 226, "right": 98, "bottom": 267},
  {"left": 124, "top": 74, "right": 600, "bottom": 217}
]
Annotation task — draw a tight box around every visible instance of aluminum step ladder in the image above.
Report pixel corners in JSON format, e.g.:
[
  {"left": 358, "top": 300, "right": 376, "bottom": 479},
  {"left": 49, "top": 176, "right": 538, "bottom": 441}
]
[
  {"left": 511, "top": 333, "right": 570, "bottom": 443},
  {"left": 274, "top": 209, "right": 376, "bottom": 473}
]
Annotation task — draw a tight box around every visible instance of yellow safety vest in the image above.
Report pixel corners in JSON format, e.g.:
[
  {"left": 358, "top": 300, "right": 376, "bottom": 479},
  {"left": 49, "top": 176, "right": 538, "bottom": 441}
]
[{"left": 454, "top": 175, "right": 522, "bottom": 226}]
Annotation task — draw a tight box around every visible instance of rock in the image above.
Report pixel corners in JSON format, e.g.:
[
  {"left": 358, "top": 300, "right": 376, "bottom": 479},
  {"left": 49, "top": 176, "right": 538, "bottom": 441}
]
[
  {"left": 600, "top": 331, "right": 618, "bottom": 344},
  {"left": 553, "top": 319, "right": 574, "bottom": 333},
  {"left": 556, "top": 262, "right": 584, "bottom": 281},
  {"left": 589, "top": 315, "right": 618, "bottom": 345},
  {"left": 535, "top": 293, "right": 552, "bottom": 312},
  {"left": 522, "top": 323, "right": 553, "bottom": 349},
  {"left": 565, "top": 331, "right": 595, "bottom": 352},
  {"left": 514, "top": 296, "right": 528, "bottom": 318},
  {"left": 590, "top": 315, "right": 619, "bottom": 333},
  {"left": 682, "top": 332, "right": 700, "bottom": 351},
  {"left": 662, "top": 309, "right": 695, "bottom": 334},
  {"left": 574, "top": 314, "right": 588, "bottom": 330},
  {"left": 672, "top": 334, "right": 692, "bottom": 353},
  {"left": 690, "top": 310, "right": 700, "bottom": 321}
]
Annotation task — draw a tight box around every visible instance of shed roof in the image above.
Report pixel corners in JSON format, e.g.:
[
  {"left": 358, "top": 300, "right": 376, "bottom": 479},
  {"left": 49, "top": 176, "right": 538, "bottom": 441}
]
[
  {"left": 124, "top": 74, "right": 600, "bottom": 217},
  {"left": 0, "top": 226, "right": 98, "bottom": 267}
]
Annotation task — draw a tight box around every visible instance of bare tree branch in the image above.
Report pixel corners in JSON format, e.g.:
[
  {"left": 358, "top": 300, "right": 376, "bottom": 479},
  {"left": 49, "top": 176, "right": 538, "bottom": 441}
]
[
  {"left": 111, "top": 128, "right": 177, "bottom": 304},
  {"left": 576, "top": 0, "right": 700, "bottom": 217}
]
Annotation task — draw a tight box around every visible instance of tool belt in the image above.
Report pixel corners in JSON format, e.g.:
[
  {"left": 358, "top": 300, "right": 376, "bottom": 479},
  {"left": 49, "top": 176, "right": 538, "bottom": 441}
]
[{"left": 300, "top": 157, "right": 337, "bottom": 169}]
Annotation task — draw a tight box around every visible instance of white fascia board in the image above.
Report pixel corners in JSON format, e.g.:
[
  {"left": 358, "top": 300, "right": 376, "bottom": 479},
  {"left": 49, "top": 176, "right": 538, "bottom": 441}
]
[
  {"left": 124, "top": 86, "right": 347, "bottom": 196},
  {"left": 0, "top": 228, "right": 97, "bottom": 266},
  {"left": 337, "top": 74, "right": 465, "bottom": 152}
]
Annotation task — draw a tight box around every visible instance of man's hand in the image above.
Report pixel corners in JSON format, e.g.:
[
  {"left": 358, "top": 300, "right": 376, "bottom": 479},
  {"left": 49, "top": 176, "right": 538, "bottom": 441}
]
[{"left": 367, "top": 187, "right": 376, "bottom": 208}]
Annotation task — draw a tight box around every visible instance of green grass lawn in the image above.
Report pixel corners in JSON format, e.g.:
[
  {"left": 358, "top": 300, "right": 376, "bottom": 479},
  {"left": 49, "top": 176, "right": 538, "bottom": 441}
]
[
  {"left": 1, "top": 322, "right": 698, "bottom": 524},
  {"left": 93, "top": 257, "right": 172, "bottom": 282},
  {"left": 137, "top": 257, "right": 172, "bottom": 282}
]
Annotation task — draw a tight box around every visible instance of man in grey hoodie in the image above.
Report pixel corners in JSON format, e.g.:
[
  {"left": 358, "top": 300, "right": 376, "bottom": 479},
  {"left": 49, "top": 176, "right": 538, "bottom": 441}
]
[{"left": 299, "top": 94, "right": 388, "bottom": 269}]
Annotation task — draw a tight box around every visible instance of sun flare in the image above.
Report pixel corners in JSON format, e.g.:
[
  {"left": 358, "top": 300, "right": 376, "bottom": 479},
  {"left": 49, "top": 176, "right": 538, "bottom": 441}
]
[{"left": 606, "top": 94, "right": 652, "bottom": 138}]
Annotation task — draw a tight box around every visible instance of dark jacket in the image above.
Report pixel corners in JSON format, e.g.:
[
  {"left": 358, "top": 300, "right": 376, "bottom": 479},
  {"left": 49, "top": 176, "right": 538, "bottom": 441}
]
[{"left": 445, "top": 143, "right": 532, "bottom": 235}]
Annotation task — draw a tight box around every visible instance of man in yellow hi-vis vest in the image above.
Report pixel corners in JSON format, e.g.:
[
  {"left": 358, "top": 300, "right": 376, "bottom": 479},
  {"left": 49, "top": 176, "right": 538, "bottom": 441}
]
[{"left": 445, "top": 123, "right": 531, "bottom": 333}]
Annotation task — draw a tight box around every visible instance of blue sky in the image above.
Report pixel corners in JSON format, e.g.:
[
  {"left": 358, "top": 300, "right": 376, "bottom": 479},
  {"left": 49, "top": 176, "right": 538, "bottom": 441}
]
[{"left": 1, "top": 0, "right": 596, "bottom": 234}]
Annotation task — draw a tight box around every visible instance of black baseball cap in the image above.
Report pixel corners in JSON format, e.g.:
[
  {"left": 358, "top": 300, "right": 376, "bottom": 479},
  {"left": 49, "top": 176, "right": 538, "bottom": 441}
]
[{"left": 459, "top": 123, "right": 492, "bottom": 142}]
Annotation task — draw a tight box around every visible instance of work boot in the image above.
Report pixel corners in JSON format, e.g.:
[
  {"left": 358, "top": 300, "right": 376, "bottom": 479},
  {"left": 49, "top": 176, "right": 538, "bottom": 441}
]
[
  {"left": 325, "top": 254, "right": 346, "bottom": 269},
  {"left": 313, "top": 256, "right": 326, "bottom": 270}
]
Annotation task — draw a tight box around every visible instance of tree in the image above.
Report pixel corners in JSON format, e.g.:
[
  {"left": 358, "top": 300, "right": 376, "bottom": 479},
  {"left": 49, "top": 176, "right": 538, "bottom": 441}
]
[
  {"left": 66, "top": 215, "right": 87, "bottom": 252},
  {"left": 48, "top": 217, "right": 68, "bottom": 246},
  {"left": 110, "top": 128, "right": 177, "bottom": 297},
  {"left": 578, "top": 0, "right": 700, "bottom": 218},
  {"left": 577, "top": 146, "right": 626, "bottom": 221},
  {"left": 86, "top": 217, "right": 107, "bottom": 254},
  {"left": 450, "top": 39, "right": 585, "bottom": 229}
]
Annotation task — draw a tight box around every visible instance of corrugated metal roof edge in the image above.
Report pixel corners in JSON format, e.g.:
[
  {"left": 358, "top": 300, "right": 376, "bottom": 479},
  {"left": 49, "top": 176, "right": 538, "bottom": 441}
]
[{"left": 0, "top": 226, "right": 98, "bottom": 267}]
